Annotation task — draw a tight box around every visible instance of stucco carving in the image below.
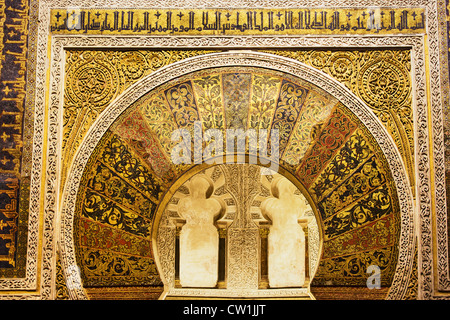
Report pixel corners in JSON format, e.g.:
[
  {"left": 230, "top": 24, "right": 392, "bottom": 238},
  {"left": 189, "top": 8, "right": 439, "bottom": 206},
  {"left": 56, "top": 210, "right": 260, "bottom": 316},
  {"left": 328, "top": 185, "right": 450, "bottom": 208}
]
[
  {"left": 56, "top": 49, "right": 415, "bottom": 300},
  {"left": 156, "top": 164, "right": 317, "bottom": 299},
  {"left": 7, "top": 0, "right": 446, "bottom": 301}
]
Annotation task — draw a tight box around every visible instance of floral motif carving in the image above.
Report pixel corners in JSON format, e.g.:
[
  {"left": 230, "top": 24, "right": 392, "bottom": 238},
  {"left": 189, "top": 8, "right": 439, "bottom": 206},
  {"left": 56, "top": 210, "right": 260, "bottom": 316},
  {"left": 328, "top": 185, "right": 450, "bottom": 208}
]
[
  {"left": 54, "top": 49, "right": 417, "bottom": 301},
  {"left": 264, "top": 49, "right": 415, "bottom": 188}
]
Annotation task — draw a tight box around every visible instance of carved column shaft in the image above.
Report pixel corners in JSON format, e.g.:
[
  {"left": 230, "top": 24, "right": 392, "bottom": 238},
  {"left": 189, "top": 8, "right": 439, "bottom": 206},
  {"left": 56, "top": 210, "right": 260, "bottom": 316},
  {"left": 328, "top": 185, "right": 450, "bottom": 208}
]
[{"left": 225, "top": 164, "right": 260, "bottom": 290}]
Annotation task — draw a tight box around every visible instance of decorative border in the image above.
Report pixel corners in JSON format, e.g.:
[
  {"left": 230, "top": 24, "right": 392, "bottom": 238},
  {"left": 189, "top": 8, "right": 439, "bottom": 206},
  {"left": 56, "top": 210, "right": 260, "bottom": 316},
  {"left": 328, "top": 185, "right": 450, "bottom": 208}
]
[
  {"left": 58, "top": 49, "right": 415, "bottom": 300},
  {"left": 432, "top": 0, "right": 450, "bottom": 293},
  {"left": 2, "top": 0, "right": 447, "bottom": 300}
]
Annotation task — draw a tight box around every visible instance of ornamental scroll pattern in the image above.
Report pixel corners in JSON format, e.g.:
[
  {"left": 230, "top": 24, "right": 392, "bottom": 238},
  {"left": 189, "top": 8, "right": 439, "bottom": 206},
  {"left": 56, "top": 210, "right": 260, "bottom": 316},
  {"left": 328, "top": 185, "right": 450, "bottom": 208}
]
[
  {"left": 62, "top": 49, "right": 217, "bottom": 190},
  {"left": 264, "top": 49, "right": 414, "bottom": 189},
  {"left": 298, "top": 103, "right": 401, "bottom": 287},
  {"left": 63, "top": 48, "right": 414, "bottom": 192},
  {"left": 74, "top": 130, "right": 164, "bottom": 287},
  {"left": 16, "top": 0, "right": 444, "bottom": 302},
  {"left": 72, "top": 66, "right": 401, "bottom": 292}
]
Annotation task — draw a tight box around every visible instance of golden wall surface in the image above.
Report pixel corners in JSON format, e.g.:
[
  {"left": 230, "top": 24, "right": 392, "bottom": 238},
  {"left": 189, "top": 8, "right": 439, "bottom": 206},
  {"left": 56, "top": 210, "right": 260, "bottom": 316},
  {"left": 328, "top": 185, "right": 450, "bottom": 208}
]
[{"left": 0, "top": 0, "right": 449, "bottom": 301}]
